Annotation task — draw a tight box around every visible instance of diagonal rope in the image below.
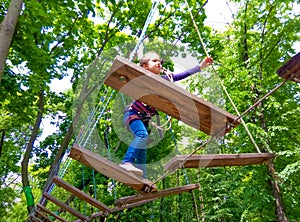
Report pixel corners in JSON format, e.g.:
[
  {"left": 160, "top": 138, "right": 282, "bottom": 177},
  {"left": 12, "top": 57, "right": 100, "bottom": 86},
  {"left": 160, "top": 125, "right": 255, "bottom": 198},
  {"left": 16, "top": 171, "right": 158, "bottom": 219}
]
[{"left": 184, "top": 0, "right": 262, "bottom": 153}]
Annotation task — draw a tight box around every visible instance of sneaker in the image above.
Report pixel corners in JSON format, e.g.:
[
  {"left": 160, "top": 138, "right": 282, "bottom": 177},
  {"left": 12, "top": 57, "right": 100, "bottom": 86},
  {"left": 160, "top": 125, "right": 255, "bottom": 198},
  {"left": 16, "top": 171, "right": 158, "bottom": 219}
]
[{"left": 119, "top": 163, "right": 143, "bottom": 176}]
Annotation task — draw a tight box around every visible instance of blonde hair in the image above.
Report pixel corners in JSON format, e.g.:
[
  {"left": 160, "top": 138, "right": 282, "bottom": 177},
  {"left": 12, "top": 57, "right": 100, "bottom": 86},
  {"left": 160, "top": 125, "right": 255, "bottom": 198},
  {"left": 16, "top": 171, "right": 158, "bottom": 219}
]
[
  {"left": 139, "top": 58, "right": 151, "bottom": 66},
  {"left": 139, "top": 52, "right": 160, "bottom": 66}
]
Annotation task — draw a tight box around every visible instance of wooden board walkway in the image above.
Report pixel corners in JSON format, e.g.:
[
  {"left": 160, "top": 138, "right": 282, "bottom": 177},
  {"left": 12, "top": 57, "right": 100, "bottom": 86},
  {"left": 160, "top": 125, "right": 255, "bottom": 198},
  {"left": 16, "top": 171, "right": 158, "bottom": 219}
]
[
  {"left": 104, "top": 56, "right": 240, "bottom": 136},
  {"left": 165, "top": 153, "right": 275, "bottom": 171},
  {"left": 277, "top": 52, "right": 300, "bottom": 83},
  {"left": 69, "top": 144, "right": 157, "bottom": 193},
  {"left": 114, "top": 183, "right": 199, "bottom": 206}
]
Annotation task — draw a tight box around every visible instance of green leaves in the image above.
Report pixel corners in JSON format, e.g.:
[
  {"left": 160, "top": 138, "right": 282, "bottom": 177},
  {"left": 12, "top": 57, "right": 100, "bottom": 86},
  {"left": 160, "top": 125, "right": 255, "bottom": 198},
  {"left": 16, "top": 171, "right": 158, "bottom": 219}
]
[{"left": 0, "top": 0, "right": 299, "bottom": 220}]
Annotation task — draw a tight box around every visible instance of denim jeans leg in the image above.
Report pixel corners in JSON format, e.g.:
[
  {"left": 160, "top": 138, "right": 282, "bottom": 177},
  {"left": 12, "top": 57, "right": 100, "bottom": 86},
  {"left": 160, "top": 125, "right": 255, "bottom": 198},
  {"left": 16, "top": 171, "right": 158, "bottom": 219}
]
[
  {"left": 122, "top": 116, "right": 148, "bottom": 169},
  {"left": 136, "top": 148, "right": 147, "bottom": 177}
]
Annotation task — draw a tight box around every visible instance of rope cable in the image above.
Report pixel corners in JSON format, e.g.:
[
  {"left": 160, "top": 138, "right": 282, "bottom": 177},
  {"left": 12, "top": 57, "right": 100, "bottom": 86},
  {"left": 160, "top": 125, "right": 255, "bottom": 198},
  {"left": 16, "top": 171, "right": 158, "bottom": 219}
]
[
  {"left": 81, "top": 90, "right": 115, "bottom": 148},
  {"left": 184, "top": 0, "right": 262, "bottom": 153},
  {"left": 169, "top": 119, "right": 189, "bottom": 185},
  {"left": 234, "top": 79, "right": 288, "bottom": 122},
  {"left": 75, "top": 85, "right": 110, "bottom": 146},
  {"left": 150, "top": 116, "right": 172, "bottom": 131},
  {"left": 104, "top": 118, "right": 117, "bottom": 200}
]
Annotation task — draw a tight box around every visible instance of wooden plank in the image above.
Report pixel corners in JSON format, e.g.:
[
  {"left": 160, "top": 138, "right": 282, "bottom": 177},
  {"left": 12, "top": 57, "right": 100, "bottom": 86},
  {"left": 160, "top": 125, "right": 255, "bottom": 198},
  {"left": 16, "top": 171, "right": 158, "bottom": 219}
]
[
  {"left": 84, "top": 211, "right": 106, "bottom": 221},
  {"left": 165, "top": 153, "right": 275, "bottom": 171},
  {"left": 110, "top": 199, "right": 157, "bottom": 213},
  {"left": 90, "top": 199, "right": 157, "bottom": 218},
  {"left": 52, "top": 176, "right": 110, "bottom": 213},
  {"left": 114, "top": 183, "right": 199, "bottom": 206},
  {"left": 34, "top": 210, "right": 53, "bottom": 222},
  {"left": 277, "top": 52, "right": 300, "bottom": 83},
  {"left": 29, "top": 215, "right": 43, "bottom": 222},
  {"left": 91, "top": 184, "right": 197, "bottom": 217},
  {"left": 104, "top": 56, "right": 240, "bottom": 136},
  {"left": 37, "top": 204, "right": 67, "bottom": 222},
  {"left": 69, "top": 144, "right": 157, "bottom": 193},
  {"left": 43, "top": 193, "right": 87, "bottom": 221}
]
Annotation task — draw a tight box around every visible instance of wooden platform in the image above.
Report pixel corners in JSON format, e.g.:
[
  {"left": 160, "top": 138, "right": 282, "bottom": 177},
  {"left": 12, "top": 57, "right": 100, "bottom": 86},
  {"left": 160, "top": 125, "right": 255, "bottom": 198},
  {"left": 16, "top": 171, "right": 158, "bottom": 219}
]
[
  {"left": 277, "top": 52, "right": 300, "bottom": 83},
  {"left": 164, "top": 153, "right": 275, "bottom": 171},
  {"left": 114, "top": 183, "right": 199, "bottom": 206},
  {"left": 69, "top": 144, "right": 157, "bottom": 193},
  {"left": 104, "top": 56, "right": 240, "bottom": 136}
]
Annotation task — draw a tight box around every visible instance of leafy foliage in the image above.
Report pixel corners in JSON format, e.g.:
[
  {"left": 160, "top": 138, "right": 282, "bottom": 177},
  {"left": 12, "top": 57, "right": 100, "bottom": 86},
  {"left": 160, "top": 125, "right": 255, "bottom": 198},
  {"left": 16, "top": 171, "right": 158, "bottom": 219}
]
[{"left": 0, "top": 0, "right": 299, "bottom": 221}]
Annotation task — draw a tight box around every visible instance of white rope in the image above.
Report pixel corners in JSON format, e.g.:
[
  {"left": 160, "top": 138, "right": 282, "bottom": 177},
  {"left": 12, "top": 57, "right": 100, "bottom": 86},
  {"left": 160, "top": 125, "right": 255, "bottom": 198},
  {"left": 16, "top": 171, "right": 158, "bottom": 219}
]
[
  {"left": 150, "top": 116, "right": 172, "bottom": 131},
  {"left": 184, "top": 0, "right": 261, "bottom": 153}
]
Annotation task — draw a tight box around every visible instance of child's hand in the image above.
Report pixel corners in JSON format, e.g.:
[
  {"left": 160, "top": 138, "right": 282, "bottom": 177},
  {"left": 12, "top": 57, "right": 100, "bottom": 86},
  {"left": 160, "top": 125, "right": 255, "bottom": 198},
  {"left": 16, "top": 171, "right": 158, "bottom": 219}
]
[{"left": 200, "top": 57, "right": 213, "bottom": 69}]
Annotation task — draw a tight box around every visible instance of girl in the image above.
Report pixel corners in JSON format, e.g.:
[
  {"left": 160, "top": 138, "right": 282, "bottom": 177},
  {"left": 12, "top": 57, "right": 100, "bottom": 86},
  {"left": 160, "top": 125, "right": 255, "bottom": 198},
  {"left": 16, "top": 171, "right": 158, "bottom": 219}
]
[{"left": 119, "top": 54, "right": 213, "bottom": 177}]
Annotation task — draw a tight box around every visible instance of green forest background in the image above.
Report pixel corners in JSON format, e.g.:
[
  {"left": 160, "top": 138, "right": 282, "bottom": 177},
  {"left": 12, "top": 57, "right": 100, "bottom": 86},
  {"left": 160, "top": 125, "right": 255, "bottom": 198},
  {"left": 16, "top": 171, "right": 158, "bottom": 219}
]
[{"left": 0, "top": 0, "right": 299, "bottom": 221}]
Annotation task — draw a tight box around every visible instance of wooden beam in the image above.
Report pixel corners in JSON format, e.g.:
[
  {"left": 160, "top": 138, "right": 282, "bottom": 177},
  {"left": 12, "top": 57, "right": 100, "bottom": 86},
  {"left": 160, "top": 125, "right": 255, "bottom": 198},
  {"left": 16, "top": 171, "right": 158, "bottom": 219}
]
[
  {"left": 37, "top": 204, "right": 67, "bottom": 222},
  {"left": 84, "top": 211, "right": 106, "bottom": 221},
  {"left": 69, "top": 144, "right": 157, "bottom": 193},
  {"left": 34, "top": 210, "right": 53, "bottom": 222},
  {"left": 110, "top": 199, "right": 157, "bottom": 213},
  {"left": 114, "top": 183, "right": 199, "bottom": 206},
  {"left": 104, "top": 56, "right": 240, "bottom": 136},
  {"left": 90, "top": 199, "right": 156, "bottom": 218},
  {"left": 43, "top": 193, "right": 87, "bottom": 221},
  {"left": 165, "top": 153, "right": 275, "bottom": 171},
  {"left": 277, "top": 52, "right": 300, "bottom": 83},
  {"left": 30, "top": 215, "right": 44, "bottom": 222},
  {"left": 52, "top": 176, "right": 110, "bottom": 213}
]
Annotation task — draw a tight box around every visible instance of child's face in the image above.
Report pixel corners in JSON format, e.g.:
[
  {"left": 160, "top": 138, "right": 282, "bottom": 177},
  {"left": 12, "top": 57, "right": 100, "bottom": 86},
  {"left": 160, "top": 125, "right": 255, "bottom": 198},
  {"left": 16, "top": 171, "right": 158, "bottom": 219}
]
[{"left": 143, "top": 58, "right": 161, "bottom": 74}]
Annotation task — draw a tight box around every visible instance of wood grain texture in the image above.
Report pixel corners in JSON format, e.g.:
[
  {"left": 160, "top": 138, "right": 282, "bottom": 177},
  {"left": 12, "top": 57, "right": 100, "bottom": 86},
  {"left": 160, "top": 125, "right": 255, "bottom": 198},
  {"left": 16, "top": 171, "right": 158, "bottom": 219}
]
[
  {"left": 43, "top": 193, "right": 87, "bottom": 221},
  {"left": 277, "top": 52, "right": 300, "bottom": 83},
  {"left": 114, "top": 183, "right": 199, "bottom": 206},
  {"left": 69, "top": 144, "right": 157, "bottom": 193},
  {"left": 52, "top": 176, "right": 110, "bottom": 212},
  {"left": 104, "top": 56, "right": 240, "bottom": 136},
  {"left": 165, "top": 153, "right": 275, "bottom": 171}
]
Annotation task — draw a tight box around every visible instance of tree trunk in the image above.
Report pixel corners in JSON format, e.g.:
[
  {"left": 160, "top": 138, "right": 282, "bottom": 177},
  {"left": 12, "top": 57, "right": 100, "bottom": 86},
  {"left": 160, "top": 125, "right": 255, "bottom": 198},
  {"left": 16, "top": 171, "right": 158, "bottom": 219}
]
[
  {"left": 256, "top": 14, "right": 289, "bottom": 221},
  {"left": 255, "top": 69, "right": 289, "bottom": 222},
  {"left": 0, "top": 130, "right": 5, "bottom": 158},
  {"left": 240, "top": 2, "right": 288, "bottom": 219},
  {"left": 21, "top": 89, "right": 44, "bottom": 213},
  {"left": 267, "top": 161, "right": 288, "bottom": 222},
  {"left": 0, "top": 0, "right": 24, "bottom": 83}
]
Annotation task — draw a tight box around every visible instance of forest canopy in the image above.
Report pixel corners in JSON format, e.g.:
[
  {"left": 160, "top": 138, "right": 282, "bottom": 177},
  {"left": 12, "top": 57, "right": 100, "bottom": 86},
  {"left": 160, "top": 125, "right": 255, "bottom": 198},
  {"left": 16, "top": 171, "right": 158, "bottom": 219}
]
[{"left": 0, "top": 0, "right": 299, "bottom": 221}]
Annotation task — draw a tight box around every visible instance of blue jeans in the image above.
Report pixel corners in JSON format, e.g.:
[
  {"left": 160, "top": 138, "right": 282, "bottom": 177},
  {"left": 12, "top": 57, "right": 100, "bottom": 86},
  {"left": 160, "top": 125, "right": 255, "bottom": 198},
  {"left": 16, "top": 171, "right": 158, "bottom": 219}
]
[{"left": 122, "top": 111, "right": 148, "bottom": 176}]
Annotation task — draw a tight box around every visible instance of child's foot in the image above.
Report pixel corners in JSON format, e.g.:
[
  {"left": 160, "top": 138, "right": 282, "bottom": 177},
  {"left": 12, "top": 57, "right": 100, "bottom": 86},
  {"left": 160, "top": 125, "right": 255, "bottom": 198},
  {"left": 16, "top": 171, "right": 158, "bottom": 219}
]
[{"left": 119, "top": 163, "right": 143, "bottom": 176}]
